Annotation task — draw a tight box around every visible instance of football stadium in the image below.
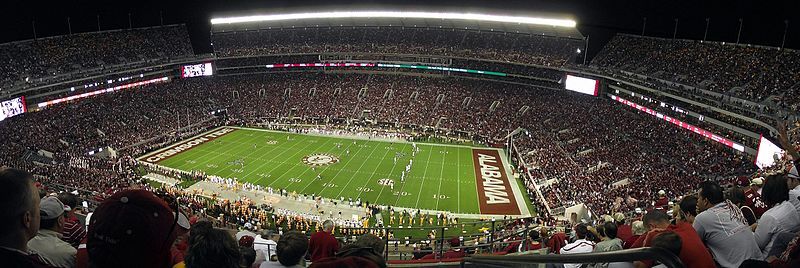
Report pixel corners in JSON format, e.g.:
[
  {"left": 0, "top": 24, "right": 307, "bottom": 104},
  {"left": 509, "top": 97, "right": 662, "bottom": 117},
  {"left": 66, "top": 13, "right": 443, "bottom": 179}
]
[{"left": 0, "top": 1, "right": 799, "bottom": 267}]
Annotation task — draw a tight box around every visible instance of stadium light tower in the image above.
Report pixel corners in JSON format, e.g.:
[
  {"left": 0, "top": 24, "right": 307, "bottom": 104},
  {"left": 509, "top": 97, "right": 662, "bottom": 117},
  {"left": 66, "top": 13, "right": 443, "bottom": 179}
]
[{"left": 210, "top": 11, "right": 577, "bottom": 28}]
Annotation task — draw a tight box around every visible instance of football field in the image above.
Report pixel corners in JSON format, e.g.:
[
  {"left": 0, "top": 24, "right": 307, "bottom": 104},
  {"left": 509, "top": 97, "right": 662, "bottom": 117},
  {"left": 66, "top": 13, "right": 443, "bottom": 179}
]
[{"left": 140, "top": 127, "right": 531, "bottom": 215}]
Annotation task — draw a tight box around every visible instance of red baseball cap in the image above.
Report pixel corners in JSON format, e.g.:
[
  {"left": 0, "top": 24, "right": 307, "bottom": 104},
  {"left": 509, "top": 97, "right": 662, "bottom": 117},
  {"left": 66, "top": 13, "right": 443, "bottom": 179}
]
[
  {"left": 239, "top": 235, "right": 255, "bottom": 248},
  {"left": 87, "top": 189, "right": 177, "bottom": 268}
]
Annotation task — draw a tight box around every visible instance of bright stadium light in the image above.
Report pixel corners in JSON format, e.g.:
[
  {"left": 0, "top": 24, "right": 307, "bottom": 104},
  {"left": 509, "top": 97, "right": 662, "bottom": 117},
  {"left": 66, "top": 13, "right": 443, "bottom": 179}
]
[{"left": 210, "top": 11, "right": 577, "bottom": 28}]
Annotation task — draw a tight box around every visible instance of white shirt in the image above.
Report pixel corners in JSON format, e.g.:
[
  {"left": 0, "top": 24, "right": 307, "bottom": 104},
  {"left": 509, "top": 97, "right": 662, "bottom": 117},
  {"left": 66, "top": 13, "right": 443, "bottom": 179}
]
[
  {"left": 694, "top": 202, "right": 762, "bottom": 267},
  {"left": 754, "top": 201, "right": 800, "bottom": 256},
  {"left": 27, "top": 229, "right": 76, "bottom": 268},
  {"left": 788, "top": 185, "right": 800, "bottom": 214},
  {"left": 560, "top": 238, "right": 595, "bottom": 268},
  {"left": 254, "top": 235, "right": 278, "bottom": 260}
]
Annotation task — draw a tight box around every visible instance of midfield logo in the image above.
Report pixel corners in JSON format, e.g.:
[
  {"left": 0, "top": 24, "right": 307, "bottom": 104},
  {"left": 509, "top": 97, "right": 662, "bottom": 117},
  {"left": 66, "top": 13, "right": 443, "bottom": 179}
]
[{"left": 302, "top": 153, "right": 340, "bottom": 167}]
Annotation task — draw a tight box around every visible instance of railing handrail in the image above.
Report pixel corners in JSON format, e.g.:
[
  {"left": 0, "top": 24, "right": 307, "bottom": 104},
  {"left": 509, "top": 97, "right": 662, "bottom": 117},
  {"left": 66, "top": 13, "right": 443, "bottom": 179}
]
[{"left": 463, "top": 247, "right": 684, "bottom": 268}]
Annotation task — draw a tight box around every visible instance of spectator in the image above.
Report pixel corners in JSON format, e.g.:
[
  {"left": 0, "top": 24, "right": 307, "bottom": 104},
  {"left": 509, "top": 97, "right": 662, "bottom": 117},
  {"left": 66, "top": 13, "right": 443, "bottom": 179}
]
[
  {"left": 753, "top": 175, "right": 800, "bottom": 257},
  {"left": 254, "top": 230, "right": 279, "bottom": 263},
  {"left": 185, "top": 228, "right": 241, "bottom": 268},
  {"left": 56, "top": 192, "right": 85, "bottom": 249},
  {"left": 544, "top": 228, "right": 568, "bottom": 254},
  {"left": 442, "top": 237, "right": 466, "bottom": 259},
  {"left": 260, "top": 231, "right": 307, "bottom": 268},
  {"left": 308, "top": 220, "right": 339, "bottom": 262},
  {"left": 727, "top": 187, "right": 758, "bottom": 226},
  {"left": 636, "top": 209, "right": 715, "bottom": 268},
  {"left": 593, "top": 221, "right": 622, "bottom": 252},
  {"left": 623, "top": 221, "right": 645, "bottom": 249},
  {"left": 614, "top": 213, "right": 632, "bottom": 243},
  {"left": 87, "top": 189, "right": 178, "bottom": 268},
  {"left": 0, "top": 168, "right": 54, "bottom": 268},
  {"left": 677, "top": 196, "right": 699, "bottom": 225},
  {"left": 240, "top": 246, "right": 257, "bottom": 268},
  {"left": 236, "top": 235, "right": 263, "bottom": 268},
  {"left": 312, "top": 234, "right": 385, "bottom": 268},
  {"left": 503, "top": 229, "right": 542, "bottom": 253},
  {"left": 745, "top": 177, "right": 770, "bottom": 218},
  {"left": 694, "top": 181, "right": 762, "bottom": 267},
  {"left": 787, "top": 165, "right": 800, "bottom": 214},
  {"left": 560, "top": 224, "right": 596, "bottom": 268},
  {"left": 649, "top": 232, "right": 682, "bottom": 268},
  {"left": 170, "top": 212, "right": 192, "bottom": 266},
  {"left": 589, "top": 221, "right": 623, "bottom": 268},
  {"left": 27, "top": 196, "right": 77, "bottom": 268}
]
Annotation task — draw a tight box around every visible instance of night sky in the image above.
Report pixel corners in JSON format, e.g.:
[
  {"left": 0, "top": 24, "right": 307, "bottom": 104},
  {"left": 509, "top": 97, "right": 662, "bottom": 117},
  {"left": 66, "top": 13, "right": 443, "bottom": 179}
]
[{"left": 2, "top": 0, "right": 798, "bottom": 59}]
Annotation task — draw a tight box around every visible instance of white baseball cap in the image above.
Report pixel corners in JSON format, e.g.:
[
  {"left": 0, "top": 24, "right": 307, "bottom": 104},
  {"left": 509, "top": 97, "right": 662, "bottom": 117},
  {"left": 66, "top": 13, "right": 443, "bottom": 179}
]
[
  {"left": 40, "top": 196, "right": 68, "bottom": 220},
  {"left": 789, "top": 165, "right": 799, "bottom": 179}
]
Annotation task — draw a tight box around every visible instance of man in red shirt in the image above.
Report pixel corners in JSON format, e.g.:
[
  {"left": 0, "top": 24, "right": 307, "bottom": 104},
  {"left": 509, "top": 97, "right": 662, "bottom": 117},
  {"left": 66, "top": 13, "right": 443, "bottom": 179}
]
[
  {"left": 654, "top": 190, "right": 669, "bottom": 211},
  {"left": 442, "top": 237, "right": 466, "bottom": 259},
  {"left": 614, "top": 212, "right": 633, "bottom": 242},
  {"left": 744, "top": 177, "right": 769, "bottom": 218},
  {"left": 309, "top": 220, "right": 340, "bottom": 262},
  {"left": 634, "top": 210, "right": 715, "bottom": 268}
]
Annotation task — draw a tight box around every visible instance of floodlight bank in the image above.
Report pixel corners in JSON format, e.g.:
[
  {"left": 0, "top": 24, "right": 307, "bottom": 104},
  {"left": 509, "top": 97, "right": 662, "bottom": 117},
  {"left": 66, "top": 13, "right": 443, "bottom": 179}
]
[{"left": 210, "top": 11, "right": 576, "bottom": 28}]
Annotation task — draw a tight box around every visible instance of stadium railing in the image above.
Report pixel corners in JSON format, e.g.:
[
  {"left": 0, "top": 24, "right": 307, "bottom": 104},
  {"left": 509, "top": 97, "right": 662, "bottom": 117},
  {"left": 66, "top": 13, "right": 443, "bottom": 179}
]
[
  {"left": 338, "top": 217, "right": 541, "bottom": 261},
  {"left": 462, "top": 247, "right": 684, "bottom": 268}
]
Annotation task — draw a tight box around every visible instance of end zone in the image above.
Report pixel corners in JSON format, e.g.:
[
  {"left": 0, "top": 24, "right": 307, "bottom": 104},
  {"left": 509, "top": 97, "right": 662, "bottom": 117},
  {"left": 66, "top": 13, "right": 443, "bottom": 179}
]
[
  {"left": 138, "top": 127, "right": 237, "bottom": 163},
  {"left": 472, "top": 149, "right": 523, "bottom": 215}
]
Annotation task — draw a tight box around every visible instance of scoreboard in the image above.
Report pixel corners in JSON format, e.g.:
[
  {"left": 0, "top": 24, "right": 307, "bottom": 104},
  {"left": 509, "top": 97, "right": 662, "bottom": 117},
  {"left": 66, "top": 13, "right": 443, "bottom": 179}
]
[
  {"left": 181, "top": 63, "right": 214, "bottom": 78},
  {"left": 0, "top": 96, "right": 27, "bottom": 122}
]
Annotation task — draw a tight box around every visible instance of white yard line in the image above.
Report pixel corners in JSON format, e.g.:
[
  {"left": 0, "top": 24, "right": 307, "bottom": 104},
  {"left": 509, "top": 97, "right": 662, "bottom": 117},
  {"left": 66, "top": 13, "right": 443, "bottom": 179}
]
[
  {"left": 232, "top": 126, "right": 485, "bottom": 149},
  {"left": 298, "top": 139, "right": 361, "bottom": 194},
  {"left": 413, "top": 147, "right": 435, "bottom": 208},
  {"left": 354, "top": 144, "right": 398, "bottom": 200},
  {"left": 168, "top": 130, "right": 264, "bottom": 172},
  {"left": 434, "top": 149, "right": 446, "bottom": 211},
  {"left": 263, "top": 136, "right": 335, "bottom": 188},
  {"left": 243, "top": 134, "right": 313, "bottom": 185},
  {"left": 333, "top": 141, "right": 384, "bottom": 198},
  {"left": 457, "top": 148, "right": 461, "bottom": 213},
  {"left": 372, "top": 143, "right": 411, "bottom": 203}
]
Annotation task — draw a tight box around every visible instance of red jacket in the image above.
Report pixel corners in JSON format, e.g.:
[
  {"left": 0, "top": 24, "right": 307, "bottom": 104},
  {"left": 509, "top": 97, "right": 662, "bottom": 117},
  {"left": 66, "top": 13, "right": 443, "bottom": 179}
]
[
  {"left": 616, "top": 224, "right": 633, "bottom": 243},
  {"left": 309, "top": 231, "right": 340, "bottom": 262},
  {"left": 442, "top": 249, "right": 466, "bottom": 259},
  {"left": 636, "top": 223, "right": 716, "bottom": 268},
  {"left": 547, "top": 233, "right": 567, "bottom": 254}
]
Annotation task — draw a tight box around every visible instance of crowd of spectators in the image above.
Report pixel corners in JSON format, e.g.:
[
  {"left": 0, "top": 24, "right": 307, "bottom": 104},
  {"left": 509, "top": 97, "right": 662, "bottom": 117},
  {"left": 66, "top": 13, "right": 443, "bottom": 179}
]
[
  {"left": 592, "top": 34, "right": 800, "bottom": 109},
  {"left": 212, "top": 27, "right": 582, "bottom": 68},
  {"left": 0, "top": 25, "right": 193, "bottom": 87}
]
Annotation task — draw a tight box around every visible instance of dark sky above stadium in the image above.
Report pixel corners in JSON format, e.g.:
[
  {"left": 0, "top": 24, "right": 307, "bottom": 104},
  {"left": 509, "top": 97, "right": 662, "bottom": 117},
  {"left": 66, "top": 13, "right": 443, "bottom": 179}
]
[{"left": 2, "top": 0, "right": 798, "bottom": 58}]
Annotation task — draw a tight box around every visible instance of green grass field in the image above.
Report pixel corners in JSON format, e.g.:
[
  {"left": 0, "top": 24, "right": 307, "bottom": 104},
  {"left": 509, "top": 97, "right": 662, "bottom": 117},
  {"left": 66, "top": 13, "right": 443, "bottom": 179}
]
[{"left": 145, "top": 127, "right": 529, "bottom": 215}]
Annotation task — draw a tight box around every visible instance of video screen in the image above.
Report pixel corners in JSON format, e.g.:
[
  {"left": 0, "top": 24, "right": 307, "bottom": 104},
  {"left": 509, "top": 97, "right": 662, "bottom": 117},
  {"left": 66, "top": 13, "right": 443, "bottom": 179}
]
[
  {"left": 181, "top": 63, "right": 214, "bottom": 78},
  {"left": 0, "top": 96, "right": 27, "bottom": 122},
  {"left": 565, "top": 75, "right": 599, "bottom": 96},
  {"left": 755, "top": 135, "right": 784, "bottom": 169}
]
